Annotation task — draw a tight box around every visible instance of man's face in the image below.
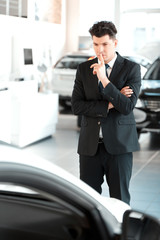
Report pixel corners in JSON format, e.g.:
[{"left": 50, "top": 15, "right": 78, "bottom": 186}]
[{"left": 92, "top": 35, "right": 118, "bottom": 63}]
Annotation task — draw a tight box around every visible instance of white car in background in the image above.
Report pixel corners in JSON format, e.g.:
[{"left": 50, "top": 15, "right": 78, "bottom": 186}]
[{"left": 52, "top": 52, "right": 94, "bottom": 108}]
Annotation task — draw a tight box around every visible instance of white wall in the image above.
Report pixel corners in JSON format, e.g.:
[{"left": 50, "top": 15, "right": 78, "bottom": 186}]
[
  {"left": 0, "top": 0, "right": 120, "bottom": 84},
  {"left": 0, "top": 0, "right": 67, "bottom": 83}
]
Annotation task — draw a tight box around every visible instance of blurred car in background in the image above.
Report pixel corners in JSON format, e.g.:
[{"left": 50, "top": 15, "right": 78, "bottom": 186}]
[
  {"left": 135, "top": 57, "right": 160, "bottom": 136},
  {"left": 124, "top": 55, "right": 151, "bottom": 77},
  {"left": 51, "top": 52, "right": 156, "bottom": 132},
  {"left": 124, "top": 55, "right": 151, "bottom": 69},
  {"left": 52, "top": 52, "right": 150, "bottom": 110},
  {"left": 52, "top": 52, "right": 94, "bottom": 109},
  {"left": 0, "top": 159, "right": 160, "bottom": 240}
]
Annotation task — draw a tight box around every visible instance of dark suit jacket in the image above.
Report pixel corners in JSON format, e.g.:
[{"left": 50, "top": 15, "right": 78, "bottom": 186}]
[{"left": 71, "top": 52, "right": 141, "bottom": 156}]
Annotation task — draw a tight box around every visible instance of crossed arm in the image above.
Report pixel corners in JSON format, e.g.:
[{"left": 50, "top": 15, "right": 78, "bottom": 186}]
[
  {"left": 108, "top": 86, "right": 133, "bottom": 109},
  {"left": 90, "top": 54, "right": 134, "bottom": 110},
  {"left": 90, "top": 57, "right": 133, "bottom": 110},
  {"left": 72, "top": 55, "right": 141, "bottom": 117}
]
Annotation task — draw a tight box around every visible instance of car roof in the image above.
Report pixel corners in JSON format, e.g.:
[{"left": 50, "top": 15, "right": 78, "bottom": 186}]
[{"left": 0, "top": 154, "right": 130, "bottom": 224}]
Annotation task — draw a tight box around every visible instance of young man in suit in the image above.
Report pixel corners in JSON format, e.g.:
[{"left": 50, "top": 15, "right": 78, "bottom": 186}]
[{"left": 71, "top": 21, "right": 141, "bottom": 204}]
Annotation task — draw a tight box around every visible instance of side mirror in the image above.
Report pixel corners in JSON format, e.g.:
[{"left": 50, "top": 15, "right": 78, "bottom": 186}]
[{"left": 122, "top": 210, "right": 160, "bottom": 240}]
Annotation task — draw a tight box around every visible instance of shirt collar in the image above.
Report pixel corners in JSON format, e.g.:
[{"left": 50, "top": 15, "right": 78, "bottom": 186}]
[
  {"left": 97, "top": 53, "right": 117, "bottom": 68},
  {"left": 107, "top": 53, "right": 117, "bottom": 69}
]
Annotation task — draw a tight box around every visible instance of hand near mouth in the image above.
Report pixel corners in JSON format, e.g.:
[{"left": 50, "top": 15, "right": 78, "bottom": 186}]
[{"left": 90, "top": 54, "right": 110, "bottom": 87}]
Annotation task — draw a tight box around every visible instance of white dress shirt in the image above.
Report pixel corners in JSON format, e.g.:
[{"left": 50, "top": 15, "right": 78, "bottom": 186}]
[{"left": 99, "top": 53, "right": 117, "bottom": 138}]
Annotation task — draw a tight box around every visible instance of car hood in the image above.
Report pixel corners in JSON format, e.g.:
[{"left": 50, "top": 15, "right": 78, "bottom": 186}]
[
  {"left": 53, "top": 68, "right": 76, "bottom": 74},
  {"left": 141, "top": 80, "right": 160, "bottom": 97}
]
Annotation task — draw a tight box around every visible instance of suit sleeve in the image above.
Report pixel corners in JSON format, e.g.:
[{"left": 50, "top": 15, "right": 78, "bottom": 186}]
[
  {"left": 102, "top": 63, "right": 141, "bottom": 115},
  {"left": 71, "top": 65, "right": 109, "bottom": 118}
]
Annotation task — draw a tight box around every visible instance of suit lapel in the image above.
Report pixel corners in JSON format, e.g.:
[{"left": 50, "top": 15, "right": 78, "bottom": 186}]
[
  {"left": 87, "top": 54, "right": 125, "bottom": 96},
  {"left": 88, "top": 58, "right": 101, "bottom": 98},
  {"left": 109, "top": 53, "right": 124, "bottom": 87}
]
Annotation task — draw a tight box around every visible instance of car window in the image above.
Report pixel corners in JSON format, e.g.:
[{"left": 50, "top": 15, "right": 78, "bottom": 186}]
[
  {"left": 55, "top": 56, "right": 89, "bottom": 69},
  {"left": 0, "top": 194, "right": 90, "bottom": 240},
  {"left": 124, "top": 56, "right": 151, "bottom": 68},
  {"left": 143, "top": 59, "right": 160, "bottom": 80},
  {"left": 0, "top": 183, "right": 109, "bottom": 240}
]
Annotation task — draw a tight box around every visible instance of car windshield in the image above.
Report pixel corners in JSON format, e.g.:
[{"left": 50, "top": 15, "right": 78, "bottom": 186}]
[
  {"left": 56, "top": 56, "right": 90, "bottom": 69},
  {"left": 143, "top": 59, "right": 160, "bottom": 80}
]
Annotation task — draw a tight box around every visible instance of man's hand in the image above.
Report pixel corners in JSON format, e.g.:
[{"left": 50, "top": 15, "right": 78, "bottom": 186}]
[
  {"left": 90, "top": 54, "right": 110, "bottom": 88},
  {"left": 108, "top": 86, "right": 133, "bottom": 110},
  {"left": 120, "top": 86, "right": 133, "bottom": 97},
  {"left": 108, "top": 102, "right": 114, "bottom": 109}
]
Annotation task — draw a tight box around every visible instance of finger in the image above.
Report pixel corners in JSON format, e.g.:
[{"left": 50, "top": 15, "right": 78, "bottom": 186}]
[
  {"left": 92, "top": 67, "right": 97, "bottom": 75},
  {"left": 121, "top": 86, "right": 130, "bottom": 90},
  {"left": 128, "top": 89, "right": 133, "bottom": 94},
  {"left": 125, "top": 89, "right": 133, "bottom": 93},
  {"left": 121, "top": 87, "right": 133, "bottom": 94},
  {"left": 98, "top": 54, "right": 104, "bottom": 65},
  {"left": 124, "top": 92, "right": 133, "bottom": 96},
  {"left": 121, "top": 90, "right": 133, "bottom": 96},
  {"left": 121, "top": 89, "right": 126, "bottom": 94},
  {"left": 92, "top": 68, "right": 97, "bottom": 75},
  {"left": 90, "top": 63, "right": 98, "bottom": 69}
]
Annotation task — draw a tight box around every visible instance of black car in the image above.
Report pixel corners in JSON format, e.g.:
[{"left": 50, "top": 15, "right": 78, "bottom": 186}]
[
  {"left": 0, "top": 159, "right": 160, "bottom": 240},
  {"left": 135, "top": 57, "right": 160, "bottom": 136}
]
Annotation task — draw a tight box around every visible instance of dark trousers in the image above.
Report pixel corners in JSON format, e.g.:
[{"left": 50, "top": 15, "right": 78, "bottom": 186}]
[{"left": 80, "top": 142, "right": 133, "bottom": 205}]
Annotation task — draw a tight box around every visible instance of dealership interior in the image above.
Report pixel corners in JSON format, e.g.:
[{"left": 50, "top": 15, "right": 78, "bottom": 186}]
[{"left": 0, "top": 0, "right": 160, "bottom": 221}]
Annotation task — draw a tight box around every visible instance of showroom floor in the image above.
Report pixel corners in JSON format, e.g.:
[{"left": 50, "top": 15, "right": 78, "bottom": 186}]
[{"left": 0, "top": 113, "right": 160, "bottom": 220}]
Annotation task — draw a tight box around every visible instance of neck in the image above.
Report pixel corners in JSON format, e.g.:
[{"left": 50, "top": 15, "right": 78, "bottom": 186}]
[{"left": 104, "top": 52, "right": 116, "bottom": 64}]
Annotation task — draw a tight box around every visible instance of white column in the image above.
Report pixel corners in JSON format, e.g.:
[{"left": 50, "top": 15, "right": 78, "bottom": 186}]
[
  {"left": 113, "top": 0, "right": 121, "bottom": 52},
  {"left": 65, "top": 0, "right": 80, "bottom": 52},
  {"left": 114, "top": 0, "right": 121, "bottom": 37}
]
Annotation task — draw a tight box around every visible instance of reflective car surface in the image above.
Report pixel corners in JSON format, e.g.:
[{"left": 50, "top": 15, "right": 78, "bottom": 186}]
[
  {"left": 0, "top": 158, "right": 160, "bottom": 240},
  {"left": 135, "top": 57, "right": 160, "bottom": 136}
]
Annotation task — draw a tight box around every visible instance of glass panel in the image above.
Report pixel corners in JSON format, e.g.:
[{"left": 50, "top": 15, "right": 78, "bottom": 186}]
[
  {"left": 121, "top": 0, "right": 160, "bottom": 11},
  {"left": 0, "top": 0, "right": 27, "bottom": 18},
  {"left": 119, "top": 0, "right": 160, "bottom": 61},
  {"left": 119, "top": 11, "right": 160, "bottom": 61}
]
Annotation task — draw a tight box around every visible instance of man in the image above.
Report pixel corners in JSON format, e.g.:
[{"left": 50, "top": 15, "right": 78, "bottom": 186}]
[{"left": 71, "top": 21, "right": 141, "bottom": 204}]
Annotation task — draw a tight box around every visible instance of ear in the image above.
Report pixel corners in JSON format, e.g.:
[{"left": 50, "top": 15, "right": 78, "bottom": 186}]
[{"left": 114, "top": 39, "right": 118, "bottom": 48}]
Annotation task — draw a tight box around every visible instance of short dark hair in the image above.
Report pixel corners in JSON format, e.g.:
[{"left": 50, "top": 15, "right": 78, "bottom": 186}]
[{"left": 89, "top": 21, "right": 117, "bottom": 39}]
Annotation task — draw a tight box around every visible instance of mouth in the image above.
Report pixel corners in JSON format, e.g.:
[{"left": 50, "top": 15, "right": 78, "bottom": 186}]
[
  {"left": 98, "top": 55, "right": 106, "bottom": 60},
  {"left": 98, "top": 54, "right": 105, "bottom": 57}
]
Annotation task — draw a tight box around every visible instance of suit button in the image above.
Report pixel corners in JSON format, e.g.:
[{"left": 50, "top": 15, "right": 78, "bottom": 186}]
[{"left": 98, "top": 121, "right": 101, "bottom": 125}]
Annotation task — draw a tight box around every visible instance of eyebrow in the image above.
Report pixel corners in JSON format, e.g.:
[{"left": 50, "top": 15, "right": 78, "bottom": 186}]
[{"left": 93, "top": 41, "right": 109, "bottom": 45}]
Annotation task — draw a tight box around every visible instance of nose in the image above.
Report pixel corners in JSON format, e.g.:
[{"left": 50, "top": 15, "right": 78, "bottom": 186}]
[{"left": 98, "top": 45, "right": 103, "bottom": 54}]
